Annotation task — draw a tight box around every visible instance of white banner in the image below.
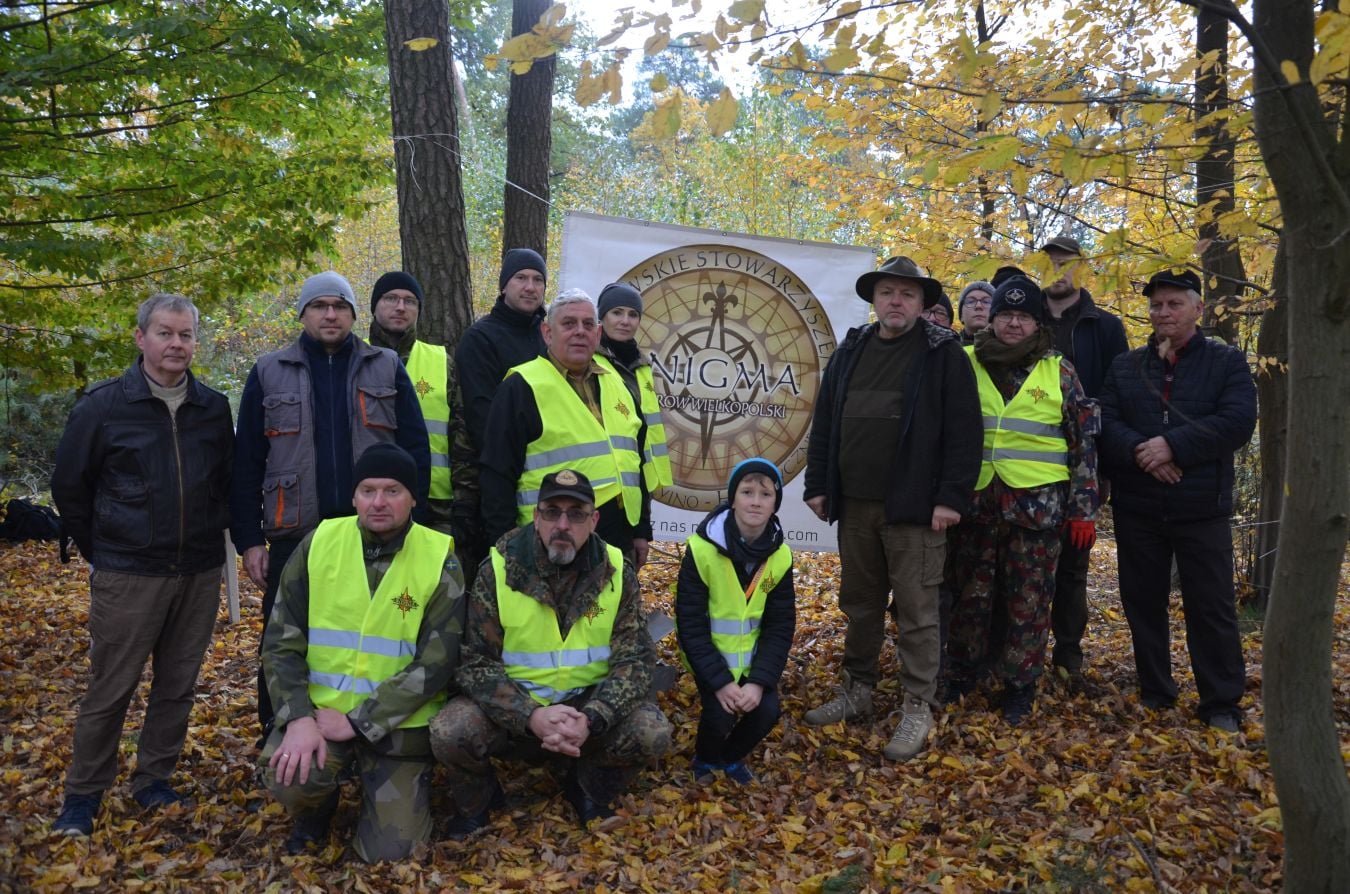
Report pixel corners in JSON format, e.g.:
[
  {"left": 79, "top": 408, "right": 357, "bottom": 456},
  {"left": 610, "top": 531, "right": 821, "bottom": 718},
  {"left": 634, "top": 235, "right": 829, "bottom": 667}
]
[{"left": 559, "top": 211, "right": 874, "bottom": 552}]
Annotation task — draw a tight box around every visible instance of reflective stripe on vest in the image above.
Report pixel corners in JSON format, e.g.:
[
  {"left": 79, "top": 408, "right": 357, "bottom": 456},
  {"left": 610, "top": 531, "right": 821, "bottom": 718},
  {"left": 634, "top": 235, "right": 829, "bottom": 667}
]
[
  {"left": 635, "top": 364, "right": 674, "bottom": 489},
  {"left": 686, "top": 534, "right": 792, "bottom": 682},
  {"left": 405, "top": 340, "right": 452, "bottom": 499},
  {"left": 494, "top": 542, "right": 624, "bottom": 704},
  {"left": 966, "top": 346, "right": 1071, "bottom": 490},
  {"left": 509, "top": 357, "right": 643, "bottom": 527},
  {"left": 305, "top": 517, "right": 452, "bottom": 728}
]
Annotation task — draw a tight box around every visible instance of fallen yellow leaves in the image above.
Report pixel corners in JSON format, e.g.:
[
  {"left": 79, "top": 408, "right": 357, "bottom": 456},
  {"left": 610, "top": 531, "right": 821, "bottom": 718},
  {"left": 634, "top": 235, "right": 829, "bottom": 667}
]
[{"left": 1, "top": 541, "right": 1346, "bottom": 891}]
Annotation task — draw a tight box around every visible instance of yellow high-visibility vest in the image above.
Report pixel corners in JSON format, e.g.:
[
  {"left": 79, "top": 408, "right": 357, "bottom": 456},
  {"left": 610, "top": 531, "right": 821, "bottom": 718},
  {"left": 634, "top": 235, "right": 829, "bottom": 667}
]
[
  {"left": 686, "top": 534, "right": 792, "bottom": 682},
  {"left": 634, "top": 364, "right": 674, "bottom": 489},
  {"left": 966, "top": 347, "right": 1070, "bottom": 490},
  {"left": 305, "top": 517, "right": 453, "bottom": 728},
  {"left": 405, "top": 340, "right": 451, "bottom": 500},
  {"left": 509, "top": 356, "right": 643, "bottom": 526},
  {"left": 493, "top": 542, "right": 623, "bottom": 705}
]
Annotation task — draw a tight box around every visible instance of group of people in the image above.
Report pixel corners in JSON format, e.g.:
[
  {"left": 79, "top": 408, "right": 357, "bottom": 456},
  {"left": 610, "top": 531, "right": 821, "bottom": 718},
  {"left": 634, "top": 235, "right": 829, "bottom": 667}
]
[{"left": 46, "top": 238, "right": 1257, "bottom": 862}]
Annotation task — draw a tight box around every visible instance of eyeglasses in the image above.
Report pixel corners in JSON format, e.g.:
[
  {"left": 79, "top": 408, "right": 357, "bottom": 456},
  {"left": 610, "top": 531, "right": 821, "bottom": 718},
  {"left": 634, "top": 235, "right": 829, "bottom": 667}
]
[
  {"left": 964, "top": 297, "right": 992, "bottom": 308},
  {"left": 537, "top": 506, "right": 592, "bottom": 524},
  {"left": 379, "top": 295, "right": 418, "bottom": 308},
  {"left": 307, "top": 299, "right": 351, "bottom": 314}
]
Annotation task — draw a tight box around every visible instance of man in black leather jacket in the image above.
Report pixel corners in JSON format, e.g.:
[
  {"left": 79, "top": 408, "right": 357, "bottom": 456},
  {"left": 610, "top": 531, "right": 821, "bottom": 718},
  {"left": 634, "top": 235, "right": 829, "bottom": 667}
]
[{"left": 50, "top": 293, "right": 234, "bottom": 836}]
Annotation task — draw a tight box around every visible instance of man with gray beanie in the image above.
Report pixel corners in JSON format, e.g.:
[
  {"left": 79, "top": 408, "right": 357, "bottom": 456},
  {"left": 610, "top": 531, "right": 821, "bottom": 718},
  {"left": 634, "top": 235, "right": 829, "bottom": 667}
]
[
  {"left": 231, "top": 270, "right": 432, "bottom": 741},
  {"left": 456, "top": 248, "right": 548, "bottom": 456}
]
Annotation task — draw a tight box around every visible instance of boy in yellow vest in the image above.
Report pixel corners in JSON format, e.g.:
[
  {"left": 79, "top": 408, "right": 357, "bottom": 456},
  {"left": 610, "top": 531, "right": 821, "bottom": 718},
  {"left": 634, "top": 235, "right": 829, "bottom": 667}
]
[
  {"left": 676, "top": 458, "right": 796, "bottom": 783},
  {"left": 260, "top": 444, "right": 465, "bottom": 860}
]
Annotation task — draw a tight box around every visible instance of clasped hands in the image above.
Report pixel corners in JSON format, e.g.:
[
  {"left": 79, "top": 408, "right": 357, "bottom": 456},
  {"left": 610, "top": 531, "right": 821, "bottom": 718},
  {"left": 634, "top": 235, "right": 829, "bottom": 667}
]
[
  {"left": 528, "top": 704, "right": 591, "bottom": 757},
  {"left": 714, "top": 681, "right": 764, "bottom": 716},
  {"left": 1133, "top": 436, "right": 1183, "bottom": 484},
  {"left": 267, "top": 708, "right": 355, "bottom": 786}
]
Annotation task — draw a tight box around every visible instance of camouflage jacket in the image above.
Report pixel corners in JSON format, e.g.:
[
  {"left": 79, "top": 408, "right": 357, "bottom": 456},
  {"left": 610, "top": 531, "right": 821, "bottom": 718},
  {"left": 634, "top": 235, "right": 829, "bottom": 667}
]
[
  {"left": 971, "top": 356, "right": 1100, "bottom": 531},
  {"left": 456, "top": 524, "right": 654, "bottom": 737},
  {"left": 368, "top": 320, "right": 480, "bottom": 529},
  {"left": 262, "top": 521, "right": 466, "bottom": 744}
]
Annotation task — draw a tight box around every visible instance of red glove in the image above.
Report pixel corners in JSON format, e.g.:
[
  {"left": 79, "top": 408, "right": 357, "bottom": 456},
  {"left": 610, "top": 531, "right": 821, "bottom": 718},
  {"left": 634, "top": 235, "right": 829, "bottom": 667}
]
[{"left": 1066, "top": 519, "right": 1096, "bottom": 550}]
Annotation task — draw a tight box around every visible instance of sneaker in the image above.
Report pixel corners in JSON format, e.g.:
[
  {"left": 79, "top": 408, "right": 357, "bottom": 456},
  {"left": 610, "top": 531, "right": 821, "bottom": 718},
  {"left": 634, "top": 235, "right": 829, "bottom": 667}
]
[
  {"left": 133, "top": 780, "right": 189, "bottom": 810},
  {"left": 882, "top": 697, "right": 933, "bottom": 761},
  {"left": 53, "top": 793, "right": 101, "bottom": 836},
  {"left": 690, "top": 757, "right": 720, "bottom": 783},
  {"left": 721, "top": 761, "right": 755, "bottom": 785},
  {"left": 1001, "top": 685, "right": 1035, "bottom": 726},
  {"left": 285, "top": 790, "right": 337, "bottom": 855},
  {"left": 1207, "top": 713, "right": 1241, "bottom": 734},
  {"left": 803, "top": 675, "right": 873, "bottom": 726}
]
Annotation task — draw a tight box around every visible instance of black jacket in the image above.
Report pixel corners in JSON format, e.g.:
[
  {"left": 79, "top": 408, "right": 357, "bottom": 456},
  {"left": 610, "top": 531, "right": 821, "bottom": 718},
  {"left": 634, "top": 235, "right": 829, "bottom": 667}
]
[
  {"left": 804, "top": 320, "right": 981, "bottom": 524},
  {"left": 1057, "top": 290, "right": 1130, "bottom": 399},
  {"left": 455, "top": 297, "right": 546, "bottom": 452},
  {"left": 675, "top": 506, "right": 795, "bottom": 693},
  {"left": 1100, "top": 332, "right": 1256, "bottom": 521},
  {"left": 52, "top": 362, "right": 234, "bottom": 575}
]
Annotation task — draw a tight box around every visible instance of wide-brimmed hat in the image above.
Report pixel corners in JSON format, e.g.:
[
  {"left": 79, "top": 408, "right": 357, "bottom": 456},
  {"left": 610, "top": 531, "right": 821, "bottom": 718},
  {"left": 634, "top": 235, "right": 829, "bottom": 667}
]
[
  {"left": 1142, "top": 269, "right": 1202, "bottom": 297},
  {"left": 855, "top": 256, "right": 943, "bottom": 308}
]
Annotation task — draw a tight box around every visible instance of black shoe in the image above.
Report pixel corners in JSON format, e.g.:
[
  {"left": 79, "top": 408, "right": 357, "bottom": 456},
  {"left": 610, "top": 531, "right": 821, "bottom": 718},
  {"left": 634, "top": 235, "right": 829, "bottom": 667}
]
[
  {"left": 285, "top": 791, "right": 337, "bottom": 855},
  {"left": 1140, "top": 693, "right": 1176, "bottom": 711},
  {"left": 447, "top": 779, "right": 505, "bottom": 840},
  {"left": 133, "top": 780, "right": 189, "bottom": 810},
  {"left": 53, "top": 793, "right": 102, "bottom": 836},
  {"left": 1001, "top": 685, "right": 1035, "bottom": 726},
  {"left": 940, "top": 676, "right": 975, "bottom": 706},
  {"left": 1207, "top": 712, "right": 1241, "bottom": 734},
  {"left": 562, "top": 769, "right": 614, "bottom": 826}
]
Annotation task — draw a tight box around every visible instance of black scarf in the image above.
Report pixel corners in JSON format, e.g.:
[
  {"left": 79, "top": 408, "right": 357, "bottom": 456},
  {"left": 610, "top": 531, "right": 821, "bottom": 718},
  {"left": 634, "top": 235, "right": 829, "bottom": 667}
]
[{"left": 601, "top": 333, "right": 641, "bottom": 369}]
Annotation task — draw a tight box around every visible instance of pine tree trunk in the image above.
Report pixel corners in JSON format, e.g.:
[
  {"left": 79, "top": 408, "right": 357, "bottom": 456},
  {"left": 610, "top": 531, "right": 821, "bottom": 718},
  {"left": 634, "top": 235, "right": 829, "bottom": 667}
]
[
  {"left": 1248, "top": 0, "right": 1350, "bottom": 888},
  {"left": 383, "top": 0, "right": 474, "bottom": 348},
  {"left": 501, "top": 0, "right": 555, "bottom": 261}
]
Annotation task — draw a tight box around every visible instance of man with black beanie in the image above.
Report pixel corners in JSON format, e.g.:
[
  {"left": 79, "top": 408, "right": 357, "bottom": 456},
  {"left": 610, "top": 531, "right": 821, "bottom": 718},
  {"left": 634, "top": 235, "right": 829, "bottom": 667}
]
[
  {"left": 455, "top": 248, "right": 548, "bottom": 455},
  {"left": 369, "top": 270, "right": 483, "bottom": 579}
]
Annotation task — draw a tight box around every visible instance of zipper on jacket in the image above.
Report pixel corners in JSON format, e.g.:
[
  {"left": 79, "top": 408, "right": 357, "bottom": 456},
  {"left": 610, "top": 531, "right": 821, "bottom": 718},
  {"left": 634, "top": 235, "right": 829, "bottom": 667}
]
[
  {"left": 171, "top": 409, "right": 186, "bottom": 567},
  {"left": 329, "top": 354, "right": 340, "bottom": 512}
]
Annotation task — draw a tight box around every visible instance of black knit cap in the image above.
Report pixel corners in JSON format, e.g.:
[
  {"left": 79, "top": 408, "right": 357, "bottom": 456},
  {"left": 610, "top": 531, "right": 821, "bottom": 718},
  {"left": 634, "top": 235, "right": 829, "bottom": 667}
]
[
  {"left": 989, "top": 275, "right": 1047, "bottom": 323},
  {"left": 727, "top": 457, "right": 784, "bottom": 511},
  {"left": 352, "top": 443, "right": 419, "bottom": 500},
  {"left": 597, "top": 282, "right": 643, "bottom": 318},
  {"left": 990, "top": 265, "right": 1028, "bottom": 288},
  {"left": 499, "top": 248, "right": 547, "bottom": 291},
  {"left": 370, "top": 271, "right": 423, "bottom": 312}
]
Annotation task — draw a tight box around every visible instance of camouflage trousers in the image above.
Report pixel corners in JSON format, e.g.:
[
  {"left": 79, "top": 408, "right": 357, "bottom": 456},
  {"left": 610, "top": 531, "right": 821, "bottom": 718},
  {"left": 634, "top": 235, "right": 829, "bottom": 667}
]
[
  {"left": 428, "top": 695, "right": 672, "bottom": 814},
  {"left": 947, "top": 521, "right": 1061, "bottom": 690},
  {"left": 260, "top": 726, "right": 434, "bottom": 862}
]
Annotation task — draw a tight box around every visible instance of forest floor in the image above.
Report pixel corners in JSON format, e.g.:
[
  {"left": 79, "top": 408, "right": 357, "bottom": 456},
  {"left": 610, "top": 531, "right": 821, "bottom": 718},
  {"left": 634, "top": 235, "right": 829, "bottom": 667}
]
[{"left": 2, "top": 534, "right": 1347, "bottom": 893}]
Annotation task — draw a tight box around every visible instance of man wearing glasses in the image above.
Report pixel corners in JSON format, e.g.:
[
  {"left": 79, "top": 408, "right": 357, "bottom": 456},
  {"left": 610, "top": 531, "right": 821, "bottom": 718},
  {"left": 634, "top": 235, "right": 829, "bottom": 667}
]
[
  {"left": 368, "top": 271, "right": 483, "bottom": 580},
  {"left": 430, "top": 469, "right": 672, "bottom": 832},
  {"left": 230, "top": 271, "right": 431, "bottom": 742}
]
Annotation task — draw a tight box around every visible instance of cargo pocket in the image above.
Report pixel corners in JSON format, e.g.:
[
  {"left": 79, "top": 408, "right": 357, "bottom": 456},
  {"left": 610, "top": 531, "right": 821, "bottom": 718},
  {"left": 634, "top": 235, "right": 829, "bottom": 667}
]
[
  {"left": 262, "top": 393, "right": 302, "bottom": 437},
  {"left": 262, "top": 474, "right": 301, "bottom": 534},
  {"left": 93, "top": 479, "right": 152, "bottom": 549},
  {"left": 357, "top": 384, "right": 398, "bottom": 431},
  {"left": 921, "top": 529, "right": 948, "bottom": 587}
]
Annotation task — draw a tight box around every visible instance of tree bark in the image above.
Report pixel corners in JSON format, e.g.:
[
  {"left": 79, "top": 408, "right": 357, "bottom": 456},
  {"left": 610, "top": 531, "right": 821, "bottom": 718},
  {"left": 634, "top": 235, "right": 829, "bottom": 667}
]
[
  {"left": 1194, "top": 5, "right": 1244, "bottom": 344},
  {"left": 383, "top": 0, "right": 475, "bottom": 348},
  {"left": 1252, "top": 245, "right": 1288, "bottom": 612},
  {"left": 1247, "top": 0, "right": 1350, "bottom": 889},
  {"left": 501, "top": 0, "right": 555, "bottom": 261}
]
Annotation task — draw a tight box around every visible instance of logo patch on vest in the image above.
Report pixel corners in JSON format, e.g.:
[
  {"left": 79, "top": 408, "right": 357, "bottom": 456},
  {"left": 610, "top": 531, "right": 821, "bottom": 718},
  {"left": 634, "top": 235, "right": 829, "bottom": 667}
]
[
  {"left": 614, "top": 399, "right": 631, "bottom": 420},
  {"left": 1027, "top": 386, "right": 1050, "bottom": 403},
  {"left": 392, "top": 588, "right": 420, "bottom": 616},
  {"left": 414, "top": 377, "right": 433, "bottom": 398},
  {"left": 759, "top": 569, "right": 777, "bottom": 597}
]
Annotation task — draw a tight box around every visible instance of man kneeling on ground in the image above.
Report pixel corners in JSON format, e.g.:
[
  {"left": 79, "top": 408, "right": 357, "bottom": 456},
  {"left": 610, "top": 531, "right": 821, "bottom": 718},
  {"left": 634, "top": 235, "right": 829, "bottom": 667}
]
[
  {"left": 430, "top": 469, "right": 672, "bottom": 833},
  {"left": 260, "top": 444, "right": 465, "bottom": 860}
]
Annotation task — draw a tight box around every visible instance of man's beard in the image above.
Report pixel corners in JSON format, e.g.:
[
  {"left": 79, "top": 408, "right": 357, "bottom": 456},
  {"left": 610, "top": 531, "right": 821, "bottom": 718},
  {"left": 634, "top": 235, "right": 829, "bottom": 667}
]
[
  {"left": 547, "top": 536, "right": 577, "bottom": 565},
  {"left": 1046, "top": 280, "right": 1076, "bottom": 299}
]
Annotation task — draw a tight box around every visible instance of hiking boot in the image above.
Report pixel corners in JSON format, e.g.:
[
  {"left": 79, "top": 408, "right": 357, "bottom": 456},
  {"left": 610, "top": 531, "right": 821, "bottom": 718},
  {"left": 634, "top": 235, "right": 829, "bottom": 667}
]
[
  {"left": 447, "top": 777, "right": 506, "bottom": 840},
  {"left": 1001, "top": 685, "right": 1036, "bottom": 726},
  {"left": 940, "top": 675, "right": 976, "bottom": 706},
  {"left": 722, "top": 761, "right": 755, "bottom": 785},
  {"left": 53, "top": 793, "right": 101, "bottom": 836},
  {"left": 285, "top": 790, "right": 337, "bottom": 855},
  {"left": 562, "top": 768, "right": 614, "bottom": 826},
  {"left": 804, "top": 674, "right": 872, "bottom": 726},
  {"left": 882, "top": 697, "right": 933, "bottom": 761},
  {"left": 133, "top": 779, "right": 189, "bottom": 810}
]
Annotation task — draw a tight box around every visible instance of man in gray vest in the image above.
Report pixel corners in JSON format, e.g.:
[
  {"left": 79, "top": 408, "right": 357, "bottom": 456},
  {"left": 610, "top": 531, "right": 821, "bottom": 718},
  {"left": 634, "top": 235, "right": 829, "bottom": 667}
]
[{"left": 230, "top": 271, "right": 432, "bottom": 740}]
